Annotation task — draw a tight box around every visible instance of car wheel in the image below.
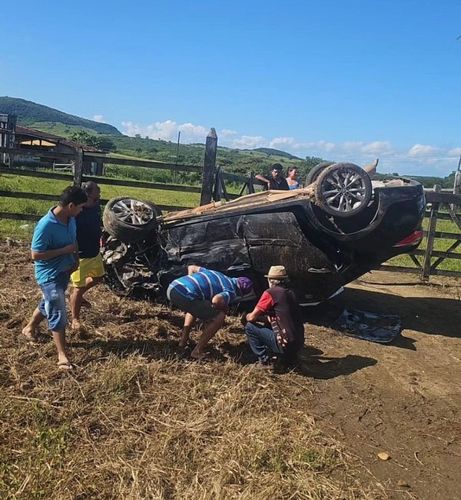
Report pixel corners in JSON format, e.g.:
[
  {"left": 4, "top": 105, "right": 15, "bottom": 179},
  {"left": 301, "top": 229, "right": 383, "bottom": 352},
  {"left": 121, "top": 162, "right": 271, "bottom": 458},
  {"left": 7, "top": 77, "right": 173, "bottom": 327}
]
[
  {"left": 305, "top": 162, "right": 334, "bottom": 185},
  {"left": 314, "top": 163, "right": 372, "bottom": 218},
  {"left": 103, "top": 197, "right": 161, "bottom": 242}
]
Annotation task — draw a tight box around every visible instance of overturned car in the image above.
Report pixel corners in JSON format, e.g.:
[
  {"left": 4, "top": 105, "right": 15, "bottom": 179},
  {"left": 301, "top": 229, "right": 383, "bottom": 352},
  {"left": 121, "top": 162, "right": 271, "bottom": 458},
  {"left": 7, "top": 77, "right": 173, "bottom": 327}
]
[{"left": 101, "top": 162, "right": 425, "bottom": 304}]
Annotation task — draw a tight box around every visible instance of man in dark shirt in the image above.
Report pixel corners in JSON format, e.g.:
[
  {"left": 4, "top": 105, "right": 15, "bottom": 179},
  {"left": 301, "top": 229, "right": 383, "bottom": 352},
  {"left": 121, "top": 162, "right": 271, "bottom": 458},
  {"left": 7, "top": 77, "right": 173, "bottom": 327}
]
[
  {"left": 70, "top": 181, "right": 105, "bottom": 333},
  {"left": 255, "top": 163, "right": 290, "bottom": 191},
  {"left": 244, "top": 265, "right": 304, "bottom": 365}
]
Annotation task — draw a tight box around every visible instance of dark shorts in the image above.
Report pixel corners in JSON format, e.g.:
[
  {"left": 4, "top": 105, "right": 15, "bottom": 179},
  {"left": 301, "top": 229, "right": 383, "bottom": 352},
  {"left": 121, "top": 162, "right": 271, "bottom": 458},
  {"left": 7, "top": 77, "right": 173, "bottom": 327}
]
[{"left": 167, "top": 286, "right": 219, "bottom": 320}]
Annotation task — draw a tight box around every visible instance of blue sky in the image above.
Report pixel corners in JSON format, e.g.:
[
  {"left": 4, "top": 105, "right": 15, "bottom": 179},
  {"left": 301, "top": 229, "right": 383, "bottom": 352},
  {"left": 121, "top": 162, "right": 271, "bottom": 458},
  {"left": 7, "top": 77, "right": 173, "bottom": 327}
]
[{"left": 2, "top": 0, "right": 461, "bottom": 176}]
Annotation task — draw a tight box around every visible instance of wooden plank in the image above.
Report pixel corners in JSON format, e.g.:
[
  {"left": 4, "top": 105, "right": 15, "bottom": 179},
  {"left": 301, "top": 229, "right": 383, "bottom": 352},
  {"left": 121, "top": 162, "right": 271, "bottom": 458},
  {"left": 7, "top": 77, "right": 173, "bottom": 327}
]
[
  {"left": 422, "top": 230, "right": 461, "bottom": 240},
  {"left": 0, "top": 212, "right": 41, "bottom": 221},
  {"left": 0, "top": 167, "right": 202, "bottom": 193},
  {"left": 430, "top": 240, "right": 461, "bottom": 270},
  {"left": 93, "top": 155, "right": 202, "bottom": 173},
  {"left": 221, "top": 171, "right": 248, "bottom": 183},
  {"left": 0, "top": 147, "right": 76, "bottom": 159},
  {"left": 422, "top": 200, "right": 439, "bottom": 279},
  {"left": 379, "top": 264, "right": 461, "bottom": 278},
  {"left": 200, "top": 128, "right": 217, "bottom": 205},
  {"left": 0, "top": 147, "right": 205, "bottom": 174},
  {"left": 424, "top": 211, "right": 457, "bottom": 220},
  {"left": 409, "top": 254, "right": 422, "bottom": 268},
  {"left": 74, "top": 148, "right": 83, "bottom": 186},
  {"left": 0, "top": 192, "right": 187, "bottom": 213},
  {"left": 425, "top": 190, "right": 461, "bottom": 205}
]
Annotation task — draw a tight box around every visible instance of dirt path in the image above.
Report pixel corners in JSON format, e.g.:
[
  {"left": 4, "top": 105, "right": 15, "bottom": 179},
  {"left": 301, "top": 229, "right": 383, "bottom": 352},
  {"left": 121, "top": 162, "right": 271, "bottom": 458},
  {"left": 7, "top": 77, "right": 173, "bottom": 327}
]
[{"left": 303, "top": 272, "right": 461, "bottom": 499}]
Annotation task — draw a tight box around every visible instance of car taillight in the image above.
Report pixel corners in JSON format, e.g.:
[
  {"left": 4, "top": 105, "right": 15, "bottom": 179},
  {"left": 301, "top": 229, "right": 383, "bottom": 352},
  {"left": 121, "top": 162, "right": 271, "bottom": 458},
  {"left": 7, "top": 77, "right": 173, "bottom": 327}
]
[{"left": 393, "top": 230, "right": 424, "bottom": 248}]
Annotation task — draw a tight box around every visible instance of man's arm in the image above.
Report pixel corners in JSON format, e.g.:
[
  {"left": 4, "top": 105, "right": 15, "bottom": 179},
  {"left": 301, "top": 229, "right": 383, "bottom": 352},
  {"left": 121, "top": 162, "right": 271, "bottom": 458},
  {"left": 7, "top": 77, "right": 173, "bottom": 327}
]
[
  {"left": 245, "top": 306, "right": 265, "bottom": 323},
  {"left": 255, "top": 174, "right": 270, "bottom": 187},
  {"left": 31, "top": 243, "right": 77, "bottom": 261}
]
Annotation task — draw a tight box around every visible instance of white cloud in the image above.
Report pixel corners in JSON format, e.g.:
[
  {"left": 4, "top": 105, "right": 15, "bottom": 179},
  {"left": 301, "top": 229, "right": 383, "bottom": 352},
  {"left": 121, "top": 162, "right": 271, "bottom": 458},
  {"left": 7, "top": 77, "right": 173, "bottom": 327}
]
[
  {"left": 269, "top": 136, "right": 296, "bottom": 148},
  {"left": 230, "top": 135, "right": 267, "bottom": 149},
  {"left": 120, "top": 117, "right": 458, "bottom": 175},
  {"left": 408, "top": 144, "right": 439, "bottom": 157},
  {"left": 93, "top": 114, "right": 105, "bottom": 123},
  {"left": 447, "top": 147, "right": 461, "bottom": 157},
  {"left": 121, "top": 120, "right": 208, "bottom": 142},
  {"left": 360, "top": 141, "right": 392, "bottom": 155},
  {"left": 220, "top": 128, "right": 238, "bottom": 137}
]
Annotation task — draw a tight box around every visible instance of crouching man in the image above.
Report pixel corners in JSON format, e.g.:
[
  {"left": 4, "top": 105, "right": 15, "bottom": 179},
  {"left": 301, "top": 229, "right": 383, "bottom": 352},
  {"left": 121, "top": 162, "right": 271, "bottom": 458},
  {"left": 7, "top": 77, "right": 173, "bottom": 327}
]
[
  {"left": 244, "top": 265, "right": 304, "bottom": 366},
  {"left": 22, "top": 186, "right": 88, "bottom": 370},
  {"left": 167, "top": 265, "right": 253, "bottom": 360}
]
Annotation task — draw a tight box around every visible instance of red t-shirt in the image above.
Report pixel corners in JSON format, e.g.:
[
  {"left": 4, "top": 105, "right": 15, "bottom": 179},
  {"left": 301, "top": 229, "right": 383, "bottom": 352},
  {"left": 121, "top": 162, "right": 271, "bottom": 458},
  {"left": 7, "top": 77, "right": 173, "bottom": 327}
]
[{"left": 255, "top": 290, "right": 274, "bottom": 314}]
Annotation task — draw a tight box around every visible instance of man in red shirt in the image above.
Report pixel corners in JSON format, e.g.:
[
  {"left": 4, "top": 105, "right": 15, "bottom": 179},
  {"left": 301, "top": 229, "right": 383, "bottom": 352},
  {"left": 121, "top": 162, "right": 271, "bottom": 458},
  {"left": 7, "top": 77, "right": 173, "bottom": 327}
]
[{"left": 244, "top": 266, "right": 304, "bottom": 365}]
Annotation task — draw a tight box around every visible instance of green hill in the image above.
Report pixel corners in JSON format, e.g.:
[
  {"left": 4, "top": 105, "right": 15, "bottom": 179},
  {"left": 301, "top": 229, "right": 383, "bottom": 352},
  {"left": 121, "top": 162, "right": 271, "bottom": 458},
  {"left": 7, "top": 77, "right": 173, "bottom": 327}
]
[
  {"left": 0, "top": 96, "right": 121, "bottom": 135},
  {"left": 251, "top": 147, "right": 301, "bottom": 160}
]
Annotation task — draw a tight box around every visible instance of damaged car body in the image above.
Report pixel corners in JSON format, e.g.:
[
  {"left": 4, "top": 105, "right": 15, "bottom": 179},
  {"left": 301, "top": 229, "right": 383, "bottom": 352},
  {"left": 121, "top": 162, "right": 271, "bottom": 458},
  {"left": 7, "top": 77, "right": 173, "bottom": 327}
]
[{"left": 101, "top": 162, "right": 425, "bottom": 304}]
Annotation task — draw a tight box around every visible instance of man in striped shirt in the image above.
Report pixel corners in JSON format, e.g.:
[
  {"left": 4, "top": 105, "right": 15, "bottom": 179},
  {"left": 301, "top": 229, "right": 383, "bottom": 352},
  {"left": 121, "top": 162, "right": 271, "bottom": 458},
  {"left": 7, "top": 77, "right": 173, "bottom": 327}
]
[{"left": 167, "top": 265, "right": 253, "bottom": 359}]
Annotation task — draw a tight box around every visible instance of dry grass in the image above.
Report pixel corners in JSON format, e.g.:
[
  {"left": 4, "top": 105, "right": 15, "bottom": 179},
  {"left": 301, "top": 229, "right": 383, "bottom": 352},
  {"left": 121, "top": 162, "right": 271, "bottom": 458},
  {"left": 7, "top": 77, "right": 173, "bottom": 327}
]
[{"left": 0, "top": 241, "right": 383, "bottom": 499}]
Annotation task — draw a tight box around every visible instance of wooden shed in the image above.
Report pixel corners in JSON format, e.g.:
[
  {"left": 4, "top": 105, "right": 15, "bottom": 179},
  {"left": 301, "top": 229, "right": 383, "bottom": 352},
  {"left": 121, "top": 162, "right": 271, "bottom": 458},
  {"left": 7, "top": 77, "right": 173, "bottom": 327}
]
[{"left": 0, "top": 115, "right": 105, "bottom": 175}]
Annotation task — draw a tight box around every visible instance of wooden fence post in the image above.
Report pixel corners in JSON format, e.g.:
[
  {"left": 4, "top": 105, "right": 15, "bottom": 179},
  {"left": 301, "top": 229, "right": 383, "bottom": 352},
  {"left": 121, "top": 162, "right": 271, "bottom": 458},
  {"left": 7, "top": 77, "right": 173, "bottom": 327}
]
[
  {"left": 200, "top": 128, "right": 217, "bottom": 205},
  {"left": 73, "top": 147, "right": 84, "bottom": 186},
  {"left": 422, "top": 184, "right": 440, "bottom": 281}
]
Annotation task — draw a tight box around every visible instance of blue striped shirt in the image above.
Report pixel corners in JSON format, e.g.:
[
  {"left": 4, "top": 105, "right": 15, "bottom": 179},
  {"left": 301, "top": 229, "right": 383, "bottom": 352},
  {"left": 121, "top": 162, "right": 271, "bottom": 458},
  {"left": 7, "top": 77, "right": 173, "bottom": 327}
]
[{"left": 169, "top": 267, "right": 240, "bottom": 305}]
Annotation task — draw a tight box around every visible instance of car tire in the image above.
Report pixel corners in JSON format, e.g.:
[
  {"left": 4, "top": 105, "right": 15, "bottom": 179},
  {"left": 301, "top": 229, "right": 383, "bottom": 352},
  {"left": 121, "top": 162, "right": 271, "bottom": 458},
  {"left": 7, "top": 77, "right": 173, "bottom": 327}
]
[
  {"left": 103, "top": 197, "right": 161, "bottom": 242},
  {"left": 314, "top": 163, "right": 372, "bottom": 218},
  {"left": 305, "top": 162, "right": 334, "bottom": 186}
]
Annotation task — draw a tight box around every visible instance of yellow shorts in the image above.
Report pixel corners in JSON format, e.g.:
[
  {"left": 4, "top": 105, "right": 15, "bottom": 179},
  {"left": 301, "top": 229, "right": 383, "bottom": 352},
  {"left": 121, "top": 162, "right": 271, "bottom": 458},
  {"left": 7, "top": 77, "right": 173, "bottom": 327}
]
[{"left": 71, "top": 254, "right": 105, "bottom": 288}]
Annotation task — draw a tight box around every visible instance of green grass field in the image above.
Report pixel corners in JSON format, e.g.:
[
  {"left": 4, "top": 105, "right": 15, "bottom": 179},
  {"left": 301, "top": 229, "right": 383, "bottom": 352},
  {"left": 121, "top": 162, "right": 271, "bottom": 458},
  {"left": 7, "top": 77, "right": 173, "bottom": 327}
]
[
  {"left": 0, "top": 173, "right": 200, "bottom": 238},
  {"left": 1, "top": 172, "right": 460, "bottom": 272}
]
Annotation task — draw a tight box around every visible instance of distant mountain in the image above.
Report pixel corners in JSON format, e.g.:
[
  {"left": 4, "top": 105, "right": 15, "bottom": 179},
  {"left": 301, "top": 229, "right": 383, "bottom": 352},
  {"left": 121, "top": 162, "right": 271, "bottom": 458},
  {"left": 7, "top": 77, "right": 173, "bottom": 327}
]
[
  {"left": 251, "top": 147, "right": 302, "bottom": 160},
  {"left": 0, "top": 97, "right": 121, "bottom": 135}
]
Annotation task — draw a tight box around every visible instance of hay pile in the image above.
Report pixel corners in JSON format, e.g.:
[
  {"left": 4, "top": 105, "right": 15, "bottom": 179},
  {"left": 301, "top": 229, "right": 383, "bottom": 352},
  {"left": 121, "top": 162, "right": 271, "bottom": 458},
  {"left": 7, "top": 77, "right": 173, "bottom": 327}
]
[{"left": 0, "top": 242, "right": 381, "bottom": 499}]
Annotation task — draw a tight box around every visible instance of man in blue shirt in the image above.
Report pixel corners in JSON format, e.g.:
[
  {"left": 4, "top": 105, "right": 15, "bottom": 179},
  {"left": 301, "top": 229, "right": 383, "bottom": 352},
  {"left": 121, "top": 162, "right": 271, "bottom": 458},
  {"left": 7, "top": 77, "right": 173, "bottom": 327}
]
[
  {"left": 22, "top": 186, "right": 87, "bottom": 370},
  {"left": 167, "top": 265, "right": 253, "bottom": 359},
  {"left": 69, "top": 181, "right": 105, "bottom": 334}
]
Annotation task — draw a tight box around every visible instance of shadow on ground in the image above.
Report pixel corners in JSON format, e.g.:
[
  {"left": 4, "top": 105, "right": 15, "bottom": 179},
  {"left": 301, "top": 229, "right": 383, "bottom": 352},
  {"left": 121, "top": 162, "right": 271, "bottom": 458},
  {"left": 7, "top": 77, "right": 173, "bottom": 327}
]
[{"left": 75, "top": 336, "right": 377, "bottom": 380}]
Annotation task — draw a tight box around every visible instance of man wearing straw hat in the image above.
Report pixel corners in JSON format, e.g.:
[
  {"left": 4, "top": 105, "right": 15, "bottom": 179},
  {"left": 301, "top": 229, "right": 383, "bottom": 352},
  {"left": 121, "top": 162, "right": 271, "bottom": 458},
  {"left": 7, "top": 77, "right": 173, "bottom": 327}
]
[{"left": 243, "top": 265, "right": 304, "bottom": 366}]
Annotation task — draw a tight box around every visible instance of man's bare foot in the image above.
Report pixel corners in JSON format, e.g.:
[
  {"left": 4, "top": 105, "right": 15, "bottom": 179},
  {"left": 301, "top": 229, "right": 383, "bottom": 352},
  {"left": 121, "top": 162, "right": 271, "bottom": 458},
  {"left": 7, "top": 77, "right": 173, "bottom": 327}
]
[
  {"left": 71, "top": 320, "right": 82, "bottom": 332},
  {"left": 21, "top": 325, "right": 39, "bottom": 343}
]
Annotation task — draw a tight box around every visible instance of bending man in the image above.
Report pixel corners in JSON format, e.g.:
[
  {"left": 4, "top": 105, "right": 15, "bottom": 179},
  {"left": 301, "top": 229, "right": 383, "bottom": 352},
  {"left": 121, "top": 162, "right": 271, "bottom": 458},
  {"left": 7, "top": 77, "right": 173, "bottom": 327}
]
[{"left": 167, "top": 265, "right": 253, "bottom": 359}]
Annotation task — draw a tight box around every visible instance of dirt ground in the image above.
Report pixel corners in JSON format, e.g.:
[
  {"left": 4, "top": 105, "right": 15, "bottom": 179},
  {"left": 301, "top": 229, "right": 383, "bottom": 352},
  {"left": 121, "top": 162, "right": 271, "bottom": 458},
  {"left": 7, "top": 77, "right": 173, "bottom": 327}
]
[
  {"left": 306, "top": 272, "right": 461, "bottom": 499},
  {"left": 0, "top": 241, "right": 460, "bottom": 499}
]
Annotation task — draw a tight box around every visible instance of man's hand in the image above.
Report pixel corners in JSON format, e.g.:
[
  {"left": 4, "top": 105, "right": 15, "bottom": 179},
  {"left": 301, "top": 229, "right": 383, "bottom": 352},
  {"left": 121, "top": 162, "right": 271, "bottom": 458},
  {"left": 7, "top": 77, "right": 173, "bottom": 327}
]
[
  {"left": 62, "top": 243, "right": 78, "bottom": 255},
  {"left": 31, "top": 242, "right": 78, "bottom": 261}
]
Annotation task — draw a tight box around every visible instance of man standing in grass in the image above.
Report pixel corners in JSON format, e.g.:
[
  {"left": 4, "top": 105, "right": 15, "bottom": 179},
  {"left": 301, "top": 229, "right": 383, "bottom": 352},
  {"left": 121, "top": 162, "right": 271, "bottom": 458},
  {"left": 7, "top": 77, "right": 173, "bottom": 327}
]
[
  {"left": 70, "top": 181, "right": 105, "bottom": 334},
  {"left": 22, "top": 186, "right": 87, "bottom": 370}
]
